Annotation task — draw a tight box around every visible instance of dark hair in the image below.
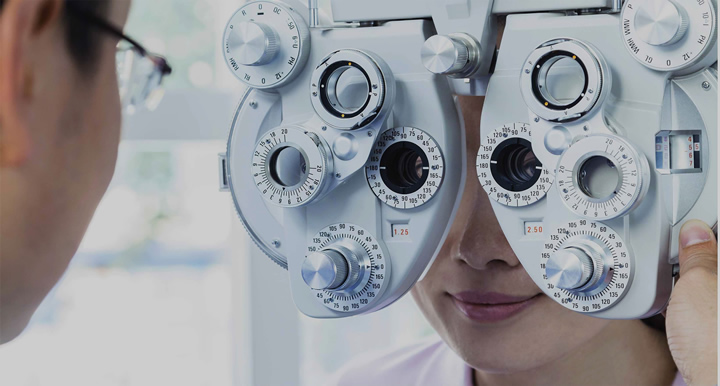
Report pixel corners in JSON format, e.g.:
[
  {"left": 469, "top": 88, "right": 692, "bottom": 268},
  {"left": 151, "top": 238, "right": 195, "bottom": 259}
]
[{"left": 0, "top": 0, "right": 110, "bottom": 70}]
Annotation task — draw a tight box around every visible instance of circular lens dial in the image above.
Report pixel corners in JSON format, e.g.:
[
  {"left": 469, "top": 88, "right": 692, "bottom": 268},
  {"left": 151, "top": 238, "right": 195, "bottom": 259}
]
[
  {"left": 541, "top": 220, "right": 632, "bottom": 313},
  {"left": 252, "top": 127, "right": 332, "bottom": 207},
  {"left": 223, "top": 1, "right": 309, "bottom": 88},
  {"left": 310, "top": 49, "right": 392, "bottom": 130},
  {"left": 622, "top": 0, "right": 717, "bottom": 71},
  {"left": 520, "top": 39, "right": 609, "bottom": 122},
  {"left": 307, "top": 223, "right": 389, "bottom": 312},
  {"left": 477, "top": 123, "right": 554, "bottom": 207},
  {"left": 366, "top": 127, "right": 445, "bottom": 209},
  {"left": 556, "top": 135, "right": 649, "bottom": 220}
]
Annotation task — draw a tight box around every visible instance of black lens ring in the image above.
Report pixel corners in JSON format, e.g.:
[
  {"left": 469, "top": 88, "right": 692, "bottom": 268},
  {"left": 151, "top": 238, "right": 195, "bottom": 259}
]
[
  {"left": 380, "top": 142, "right": 429, "bottom": 195},
  {"left": 531, "top": 50, "right": 589, "bottom": 111},
  {"left": 318, "top": 61, "right": 372, "bottom": 119},
  {"left": 490, "top": 137, "right": 543, "bottom": 192}
]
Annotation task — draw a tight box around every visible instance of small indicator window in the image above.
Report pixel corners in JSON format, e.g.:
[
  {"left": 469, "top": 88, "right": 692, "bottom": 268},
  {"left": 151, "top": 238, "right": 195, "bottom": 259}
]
[
  {"left": 391, "top": 223, "right": 411, "bottom": 239},
  {"left": 655, "top": 131, "right": 702, "bottom": 174},
  {"left": 524, "top": 221, "right": 544, "bottom": 236}
]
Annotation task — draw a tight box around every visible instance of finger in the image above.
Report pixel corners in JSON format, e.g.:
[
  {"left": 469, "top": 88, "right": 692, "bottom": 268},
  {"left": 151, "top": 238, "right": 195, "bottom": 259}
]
[{"left": 678, "top": 220, "right": 718, "bottom": 277}]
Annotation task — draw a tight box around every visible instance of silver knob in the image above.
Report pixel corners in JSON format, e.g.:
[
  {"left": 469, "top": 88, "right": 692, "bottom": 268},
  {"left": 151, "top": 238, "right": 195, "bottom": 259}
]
[
  {"left": 301, "top": 250, "right": 349, "bottom": 290},
  {"left": 545, "top": 247, "right": 594, "bottom": 290},
  {"left": 421, "top": 35, "right": 471, "bottom": 75},
  {"left": 228, "top": 21, "right": 280, "bottom": 66},
  {"left": 634, "top": 0, "right": 689, "bottom": 46}
]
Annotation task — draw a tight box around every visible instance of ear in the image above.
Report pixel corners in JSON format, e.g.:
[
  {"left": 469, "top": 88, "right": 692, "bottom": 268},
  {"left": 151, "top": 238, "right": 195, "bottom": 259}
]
[{"left": 0, "top": 0, "right": 63, "bottom": 167}]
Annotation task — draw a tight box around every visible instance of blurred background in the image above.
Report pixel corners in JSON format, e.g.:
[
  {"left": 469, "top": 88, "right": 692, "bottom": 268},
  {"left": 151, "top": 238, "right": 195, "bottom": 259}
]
[{"left": 0, "top": 0, "right": 434, "bottom": 385}]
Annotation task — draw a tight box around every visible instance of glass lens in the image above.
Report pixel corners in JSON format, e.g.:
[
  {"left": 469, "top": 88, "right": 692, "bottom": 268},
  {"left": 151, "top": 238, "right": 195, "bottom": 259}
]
[{"left": 116, "top": 47, "right": 167, "bottom": 114}]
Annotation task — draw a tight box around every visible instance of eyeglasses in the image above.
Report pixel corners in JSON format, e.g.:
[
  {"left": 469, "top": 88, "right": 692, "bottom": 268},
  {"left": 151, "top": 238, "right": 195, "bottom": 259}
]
[{"left": 66, "top": 3, "right": 173, "bottom": 114}]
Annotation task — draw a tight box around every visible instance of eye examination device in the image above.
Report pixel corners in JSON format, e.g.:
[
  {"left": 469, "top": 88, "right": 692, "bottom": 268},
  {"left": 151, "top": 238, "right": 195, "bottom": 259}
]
[{"left": 218, "top": 0, "right": 717, "bottom": 319}]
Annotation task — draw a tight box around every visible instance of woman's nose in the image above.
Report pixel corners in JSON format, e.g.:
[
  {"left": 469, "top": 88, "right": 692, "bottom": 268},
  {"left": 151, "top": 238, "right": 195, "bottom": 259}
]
[{"left": 455, "top": 166, "right": 523, "bottom": 271}]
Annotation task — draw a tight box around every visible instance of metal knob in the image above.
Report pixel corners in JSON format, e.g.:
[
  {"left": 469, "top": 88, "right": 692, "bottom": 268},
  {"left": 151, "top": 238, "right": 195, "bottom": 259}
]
[
  {"left": 634, "top": 0, "right": 689, "bottom": 46},
  {"left": 545, "top": 247, "right": 594, "bottom": 290},
  {"left": 228, "top": 21, "right": 280, "bottom": 66},
  {"left": 301, "top": 249, "right": 349, "bottom": 290},
  {"left": 421, "top": 35, "right": 471, "bottom": 75}
]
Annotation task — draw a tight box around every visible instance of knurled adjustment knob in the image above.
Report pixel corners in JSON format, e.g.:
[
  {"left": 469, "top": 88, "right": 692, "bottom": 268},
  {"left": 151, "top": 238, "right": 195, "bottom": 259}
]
[
  {"left": 421, "top": 35, "right": 471, "bottom": 76},
  {"left": 634, "top": 0, "right": 689, "bottom": 46},
  {"left": 545, "top": 247, "right": 594, "bottom": 290},
  {"left": 228, "top": 21, "right": 280, "bottom": 66},
  {"left": 301, "top": 250, "right": 349, "bottom": 290}
]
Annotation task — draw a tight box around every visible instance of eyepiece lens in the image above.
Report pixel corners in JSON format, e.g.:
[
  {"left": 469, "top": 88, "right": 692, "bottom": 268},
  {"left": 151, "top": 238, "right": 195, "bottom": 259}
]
[
  {"left": 269, "top": 146, "right": 307, "bottom": 187},
  {"left": 491, "top": 138, "right": 542, "bottom": 192},
  {"left": 380, "top": 142, "right": 429, "bottom": 194},
  {"left": 577, "top": 155, "right": 619, "bottom": 200}
]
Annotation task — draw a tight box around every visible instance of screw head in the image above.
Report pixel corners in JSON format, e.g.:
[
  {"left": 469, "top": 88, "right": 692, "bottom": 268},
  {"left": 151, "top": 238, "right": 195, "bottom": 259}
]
[
  {"left": 367, "top": 131, "right": 373, "bottom": 137},
  {"left": 534, "top": 117, "right": 540, "bottom": 122},
  {"left": 321, "top": 126, "right": 327, "bottom": 131},
  {"left": 249, "top": 100, "right": 258, "bottom": 108},
  {"left": 335, "top": 173, "right": 342, "bottom": 179},
  {"left": 272, "top": 239, "right": 281, "bottom": 248},
  {"left": 702, "top": 81, "right": 711, "bottom": 90}
]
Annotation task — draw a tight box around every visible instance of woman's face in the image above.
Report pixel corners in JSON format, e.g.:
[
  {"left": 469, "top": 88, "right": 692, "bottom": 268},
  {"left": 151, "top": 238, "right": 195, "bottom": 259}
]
[{"left": 411, "top": 96, "right": 612, "bottom": 372}]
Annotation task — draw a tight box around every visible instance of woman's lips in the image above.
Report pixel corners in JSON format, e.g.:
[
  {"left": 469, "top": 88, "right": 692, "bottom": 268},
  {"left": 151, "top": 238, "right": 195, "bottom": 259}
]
[{"left": 450, "top": 291, "right": 542, "bottom": 323}]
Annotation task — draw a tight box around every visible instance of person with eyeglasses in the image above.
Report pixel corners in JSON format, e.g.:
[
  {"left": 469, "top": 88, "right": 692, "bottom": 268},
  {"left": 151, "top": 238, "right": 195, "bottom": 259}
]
[{"left": 0, "top": 0, "right": 171, "bottom": 344}]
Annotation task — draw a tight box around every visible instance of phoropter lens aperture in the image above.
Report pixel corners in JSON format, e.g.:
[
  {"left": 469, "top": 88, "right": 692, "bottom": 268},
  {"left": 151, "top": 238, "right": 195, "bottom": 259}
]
[
  {"left": 380, "top": 142, "right": 429, "bottom": 195},
  {"left": 531, "top": 50, "right": 589, "bottom": 111},
  {"left": 490, "top": 138, "right": 542, "bottom": 192},
  {"left": 269, "top": 146, "right": 307, "bottom": 187},
  {"left": 319, "top": 61, "right": 372, "bottom": 119},
  {"left": 577, "top": 155, "right": 620, "bottom": 200}
]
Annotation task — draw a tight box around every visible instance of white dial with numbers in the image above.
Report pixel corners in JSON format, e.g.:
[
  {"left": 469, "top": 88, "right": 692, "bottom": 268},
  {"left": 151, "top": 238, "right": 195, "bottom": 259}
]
[
  {"left": 477, "top": 123, "right": 554, "bottom": 207},
  {"left": 556, "top": 135, "right": 649, "bottom": 220},
  {"left": 622, "top": 0, "right": 717, "bottom": 72},
  {"left": 541, "top": 220, "right": 632, "bottom": 313},
  {"left": 366, "top": 127, "right": 445, "bottom": 209},
  {"left": 251, "top": 127, "right": 332, "bottom": 207},
  {"left": 307, "top": 223, "right": 390, "bottom": 313},
  {"left": 223, "top": 1, "right": 310, "bottom": 88}
]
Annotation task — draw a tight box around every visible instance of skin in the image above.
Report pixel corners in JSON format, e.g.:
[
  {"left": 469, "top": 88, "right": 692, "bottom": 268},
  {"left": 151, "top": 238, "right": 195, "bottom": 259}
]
[
  {"left": 0, "top": 0, "right": 130, "bottom": 344},
  {"left": 411, "top": 95, "right": 717, "bottom": 386},
  {"left": 0, "top": 1, "right": 715, "bottom": 383}
]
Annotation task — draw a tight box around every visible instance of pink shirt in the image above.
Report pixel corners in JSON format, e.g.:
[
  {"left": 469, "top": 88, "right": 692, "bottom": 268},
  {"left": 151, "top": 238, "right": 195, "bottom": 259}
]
[{"left": 326, "top": 336, "right": 687, "bottom": 386}]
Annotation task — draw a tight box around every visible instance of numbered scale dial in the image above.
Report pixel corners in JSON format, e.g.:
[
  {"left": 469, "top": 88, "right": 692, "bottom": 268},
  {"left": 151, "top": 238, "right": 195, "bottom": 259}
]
[
  {"left": 622, "top": 0, "right": 717, "bottom": 71},
  {"left": 477, "top": 123, "right": 554, "bottom": 207},
  {"left": 251, "top": 127, "right": 332, "bottom": 207},
  {"left": 306, "top": 223, "right": 390, "bottom": 312},
  {"left": 556, "top": 135, "right": 649, "bottom": 220},
  {"left": 223, "top": 1, "right": 310, "bottom": 88},
  {"left": 366, "top": 127, "right": 445, "bottom": 209},
  {"left": 541, "top": 220, "right": 632, "bottom": 313}
]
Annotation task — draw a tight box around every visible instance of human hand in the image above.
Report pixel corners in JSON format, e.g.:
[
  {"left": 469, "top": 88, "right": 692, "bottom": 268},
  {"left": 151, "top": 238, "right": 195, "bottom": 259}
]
[{"left": 665, "top": 220, "right": 718, "bottom": 386}]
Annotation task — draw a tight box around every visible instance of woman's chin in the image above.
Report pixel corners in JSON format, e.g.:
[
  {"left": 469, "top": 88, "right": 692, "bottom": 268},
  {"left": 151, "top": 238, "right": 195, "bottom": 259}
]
[{"left": 437, "top": 296, "right": 601, "bottom": 373}]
